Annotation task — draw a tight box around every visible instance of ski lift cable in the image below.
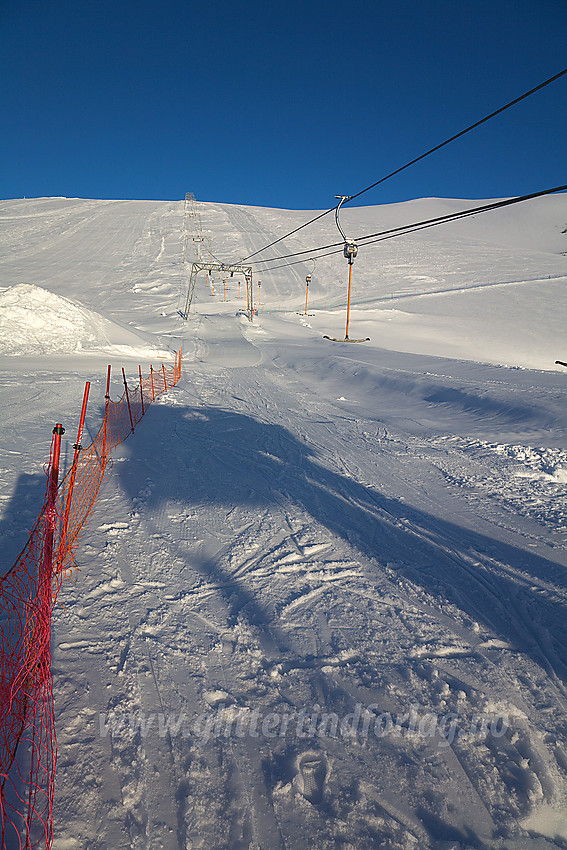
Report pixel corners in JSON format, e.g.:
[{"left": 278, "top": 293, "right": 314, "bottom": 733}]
[
  {"left": 250, "top": 238, "right": 343, "bottom": 266},
  {"left": 357, "top": 183, "right": 567, "bottom": 247},
  {"left": 250, "top": 183, "right": 567, "bottom": 267},
  {"left": 344, "top": 67, "right": 567, "bottom": 207},
  {"left": 229, "top": 66, "right": 567, "bottom": 266},
  {"left": 356, "top": 183, "right": 567, "bottom": 243},
  {"left": 236, "top": 208, "right": 336, "bottom": 264},
  {"left": 253, "top": 183, "right": 567, "bottom": 273}
]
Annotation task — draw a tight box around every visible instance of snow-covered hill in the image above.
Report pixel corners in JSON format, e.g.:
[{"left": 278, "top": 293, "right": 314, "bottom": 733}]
[{"left": 1, "top": 195, "right": 567, "bottom": 849}]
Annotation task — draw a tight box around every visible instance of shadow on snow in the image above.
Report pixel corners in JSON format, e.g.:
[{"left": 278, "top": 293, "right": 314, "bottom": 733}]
[{"left": 117, "top": 403, "right": 567, "bottom": 687}]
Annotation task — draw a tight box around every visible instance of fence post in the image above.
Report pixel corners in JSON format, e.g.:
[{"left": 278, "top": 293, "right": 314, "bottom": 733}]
[
  {"left": 58, "top": 382, "right": 90, "bottom": 570},
  {"left": 139, "top": 365, "right": 145, "bottom": 416},
  {"left": 103, "top": 365, "right": 111, "bottom": 458},
  {"left": 150, "top": 365, "right": 155, "bottom": 401},
  {"left": 178, "top": 347, "right": 182, "bottom": 381},
  {"left": 122, "top": 368, "right": 135, "bottom": 433},
  {"left": 162, "top": 364, "right": 168, "bottom": 392},
  {"left": 42, "top": 424, "right": 64, "bottom": 582}
]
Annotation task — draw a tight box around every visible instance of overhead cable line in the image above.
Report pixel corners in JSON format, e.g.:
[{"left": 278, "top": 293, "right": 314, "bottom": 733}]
[
  {"left": 250, "top": 239, "right": 341, "bottom": 266},
  {"left": 344, "top": 67, "right": 567, "bottom": 205},
  {"left": 251, "top": 184, "right": 567, "bottom": 268},
  {"left": 253, "top": 183, "right": 567, "bottom": 273},
  {"left": 233, "top": 66, "right": 567, "bottom": 265},
  {"left": 357, "top": 183, "right": 567, "bottom": 246},
  {"left": 237, "top": 208, "right": 334, "bottom": 263},
  {"left": 358, "top": 183, "right": 567, "bottom": 243}
]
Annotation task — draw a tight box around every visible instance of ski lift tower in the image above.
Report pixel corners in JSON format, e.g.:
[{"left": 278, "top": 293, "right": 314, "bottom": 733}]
[
  {"left": 181, "top": 193, "right": 253, "bottom": 319},
  {"left": 182, "top": 261, "right": 254, "bottom": 320},
  {"left": 183, "top": 192, "right": 213, "bottom": 262}
]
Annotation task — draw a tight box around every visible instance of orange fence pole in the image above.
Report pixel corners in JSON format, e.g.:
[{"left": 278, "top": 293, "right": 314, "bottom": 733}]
[
  {"left": 150, "top": 365, "right": 155, "bottom": 401},
  {"left": 162, "top": 364, "right": 167, "bottom": 392},
  {"left": 58, "top": 382, "right": 90, "bottom": 568},
  {"left": 122, "top": 368, "right": 134, "bottom": 433},
  {"left": 139, "top": 365, "right": 145, "bottom": 416}
]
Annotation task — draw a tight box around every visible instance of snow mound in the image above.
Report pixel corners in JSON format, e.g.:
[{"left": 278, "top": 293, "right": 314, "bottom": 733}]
[
  {"left": 0, "top": 284, "right": 168, "bottom": 358},
  {"left": 493, "top": 443, "right": 567, "bottom": 482}
]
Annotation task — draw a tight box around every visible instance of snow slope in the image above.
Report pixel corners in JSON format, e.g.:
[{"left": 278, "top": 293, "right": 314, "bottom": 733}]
[{"left": 1, "top": 194, "right": 567, "bottom": 849}]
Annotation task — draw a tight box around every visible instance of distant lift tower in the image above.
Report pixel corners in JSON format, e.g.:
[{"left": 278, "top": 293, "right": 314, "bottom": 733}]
[
  {"left": 183, "top": 192, "right": 213, "bottom": 262},
  {"left": 182, "top": 262, "right": 254, "bottom": 320},
  {"left": 181, "top": 193, "right": 254, "bottom": 320}
]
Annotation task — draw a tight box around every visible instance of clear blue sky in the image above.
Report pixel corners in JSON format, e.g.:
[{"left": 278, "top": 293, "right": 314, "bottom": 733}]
[{"left": 1, "top": 0, "right": 566, "bottom": 208}]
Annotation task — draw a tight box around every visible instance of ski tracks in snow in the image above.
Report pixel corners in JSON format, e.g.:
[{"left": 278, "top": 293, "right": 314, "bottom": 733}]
[{"left": 52, "top": 318, "right": 567, "bottom": 848}]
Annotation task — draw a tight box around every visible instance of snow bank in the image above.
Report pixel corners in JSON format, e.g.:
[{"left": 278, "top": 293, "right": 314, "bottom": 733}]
[{"left": 0, "top": 284, "right": 169, "bottom": 358}]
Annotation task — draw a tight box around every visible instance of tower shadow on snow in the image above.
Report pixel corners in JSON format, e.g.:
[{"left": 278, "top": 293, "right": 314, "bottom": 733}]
[{"left": 117, "top": 403, "right": 567, "bottom": 687}]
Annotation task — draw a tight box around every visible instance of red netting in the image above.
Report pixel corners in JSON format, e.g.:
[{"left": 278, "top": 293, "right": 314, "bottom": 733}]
[{"left": 1, "top": 353, "right": 181, "bottom": 848}]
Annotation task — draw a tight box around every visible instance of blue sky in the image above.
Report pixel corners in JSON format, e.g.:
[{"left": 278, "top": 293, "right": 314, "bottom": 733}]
[{"left": 1, "top": 0, "right": 566, "bottom": 208}]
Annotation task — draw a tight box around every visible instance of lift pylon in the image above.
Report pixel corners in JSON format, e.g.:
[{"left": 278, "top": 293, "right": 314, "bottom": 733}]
[
  {"left": 183, "top": 193, "right": 215, "bottom": 262},
  {"left": 182, "top": 261, "right": 254, "bottom": 319}
]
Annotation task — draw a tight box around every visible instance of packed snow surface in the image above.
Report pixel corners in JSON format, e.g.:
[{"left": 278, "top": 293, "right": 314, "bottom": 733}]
[{"left": 1, "top": 194, "right": 567, "bottom": 849}]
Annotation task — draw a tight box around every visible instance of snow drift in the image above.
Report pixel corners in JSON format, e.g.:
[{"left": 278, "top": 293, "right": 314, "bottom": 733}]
[{"left": 0, "top": 283, "right": 169, "bottom": 358}]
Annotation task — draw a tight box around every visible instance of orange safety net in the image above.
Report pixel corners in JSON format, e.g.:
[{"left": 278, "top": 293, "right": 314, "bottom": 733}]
[
  {"left": 58, "top": 359, "right": 180, "bottom": 573},
  {"left": 0, "top": 353, "right": 181, "bottom": 849}
]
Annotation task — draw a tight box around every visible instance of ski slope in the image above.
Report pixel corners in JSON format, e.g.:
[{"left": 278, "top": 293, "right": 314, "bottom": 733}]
[{"left": 1, "top": 194, "right": 567, "bottom": 849}]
